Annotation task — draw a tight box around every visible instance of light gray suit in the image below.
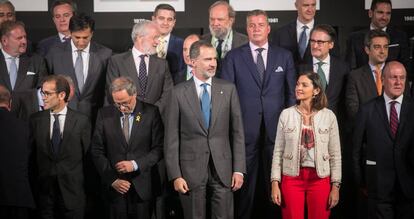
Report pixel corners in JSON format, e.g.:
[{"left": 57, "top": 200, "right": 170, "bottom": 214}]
[
  {"left": 106, "top": 51, "right": 173, "bottom": 115},
  {"left": 165, "top": 77, "right": 246, "bottom": 219}
]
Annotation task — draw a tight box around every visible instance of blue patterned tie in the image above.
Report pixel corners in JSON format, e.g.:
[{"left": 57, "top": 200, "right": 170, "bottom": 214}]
[
  {"left": 298, "top": 25, "right": 308, "bottom": 58},
  {"left": 200, "top": 83, "right": 210, "bottom": 129},
  {"left": 256, "top": 48, "right": 265, "bottom": 82},
  {"left": 138, "top": 55, "right": 148, "bottom": 98},
  {"left": 9, "top": 57, "right": 17, "bottom": 90}
]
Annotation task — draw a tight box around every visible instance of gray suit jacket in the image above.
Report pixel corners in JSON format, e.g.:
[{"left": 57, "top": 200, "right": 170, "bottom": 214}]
[
  {"left": 106, "top": 51, "right": 173, "bottom": 115},
  {"left": 165, "top": 77, "right": 246, "bottom": 189},
  {"left": 201, "top": 30, "right": 248, "bottom": 50},
  {"left": 46, "top": 41, "right": 112, "bottom": 120}
]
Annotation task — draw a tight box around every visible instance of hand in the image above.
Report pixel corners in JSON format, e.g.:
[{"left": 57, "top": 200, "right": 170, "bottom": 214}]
[
  {"left": 111, "top": 179, "right": 131, "bottom": 194},
  {"left": 271, "top": 181, "right": 282, "bottom": 206},
  {"left": 231, "top": 173, "right": 244, "bottom": 191},
  {"left": 173, "top": 177, "right": 189, "bottom": 194},
  {"left": 328, "top": 186, "right": 340, "bottom": 209},
  {"left": 115, "top": 161, "right": 134, "bottom": 173}
]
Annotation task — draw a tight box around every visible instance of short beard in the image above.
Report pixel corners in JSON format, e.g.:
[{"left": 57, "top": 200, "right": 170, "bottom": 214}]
[{"left": 209, "top": 26, "right": 230, "bottom": 40}]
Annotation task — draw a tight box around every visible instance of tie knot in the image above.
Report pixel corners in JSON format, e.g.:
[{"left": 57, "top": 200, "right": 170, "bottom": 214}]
[
  {"left": 302, "top": 25, "right": 308, "bottom": 30},
  {"left": 317, "top": 61, "right": 325, "bottom": 67},
  {"left": 256, "top": 48, "right": 265, "bottom": 54},
  {"left": 53, "top": 114, "right": 60, "bottom": 120},
  {"left": 217, "top": 39, "right": 224, "bottom": 45},
  {"left": 390, "top": 101, "right": 397, "bottom": 107},
  {"left": 139, "top": 54, "right": 147, "bottom": 59},
  {"left": 77, "top": 50, "right": 83, "bottom": 55}
]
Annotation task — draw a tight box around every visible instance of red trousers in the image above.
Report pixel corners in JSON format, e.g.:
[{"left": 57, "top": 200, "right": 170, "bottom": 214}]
[{"left": 281, "top": 167, "right": 331, "bottom": 219}]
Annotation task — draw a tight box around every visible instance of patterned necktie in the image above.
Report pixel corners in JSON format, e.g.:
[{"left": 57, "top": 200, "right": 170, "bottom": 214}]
[
  {"left": 138, "top": 55, "right": 148, "bottom": 98},
  {"left": 74, "top": 50, "right": 84, "bottom": 92},
  {"left": 157, "top": 36, "right": 166, "bottom": 59},
  {"left": 256, "top": 48, "right": 265, "bottom": 82},
  {"left": 51, "top": 114, "right": 61, "bottom": 154},
  {"left": 317, "top": 62, "right": 327, "bottom": 91},
  {"left": 216, "top": 39, "right": 224, "bottom": 60},
  {"left": 389, "top": 101, "right": 398, "bottom": 138},
  {"left": 298, "top": 25, "right": 308, "bottom": 58},
  {"left": 374, "top": 68, "right": 382, "bottom": 95},
  {"left": 122, "top": 113, "right": 130, "bottom": 142},
  {"left": 200, "top": 83, "right": 210, "bottom": 129},
  {"left": 9, "top": 57, "right": 17, "bottom": 90}
]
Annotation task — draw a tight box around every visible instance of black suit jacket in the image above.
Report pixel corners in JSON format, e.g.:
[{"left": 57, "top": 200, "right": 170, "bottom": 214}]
[
  {"left": 353, "top": 96, "right": 414, "bottom": 200},
  {"left": 345, "top": 27, "right": 411, "bottom": 75},
  {"left": 299, "top": 56, "right": 349, "bottom": 115},
  {"left": 272, "top": 20, "right": 340, "bottom": 71},
  {"left": 166, "top": 34, "right": 185, "bottom": 80},
  {"left": 91, "top": 101, "right": 163, "bottom": 201},
  {"left": 46, "top": 41, "right": 112, "bottom": 122},
  {"left": 0, "top": 108, "right": 35, "bottom": 208},
  {"left": 11, "top": 89, "right": 40, "bottom": 121},
  {"left": 30, "top": 108, "right": 91, "bottom": 210},
  {"left": 36, "top": 35, "right": 62, "bottom": 57},
  {"left": 0, "top": 52, "right": 48, "bottom": 92}
]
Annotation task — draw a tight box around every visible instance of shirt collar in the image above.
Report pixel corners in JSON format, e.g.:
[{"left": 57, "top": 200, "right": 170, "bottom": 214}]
[
  {"left": 1, "top": 48, "right": 19, "bottom": 59},
  {"left": 384, "top": 92, "right": 403, "bottom": 104},
  {"left": 58, "top": 32, "right": 69, "bottom": 42},
  {"left": 249, "top": 41, "right": 269, "bottom": 52},
  {"left": 50, "top": 105, "right": 68, "bottom": 116},
  {"left": 297, "top": 19, "right": 314, "bottom": 30},
  {"left": 160, "top": 33, "right": 171, "bottom": 43},
  {"left": 368, "top": 62, "right": 385, "bottom": 72},
  {"left": 193, "top": 74, "right": 212, "bottom": 87},
  {"left": 71, "top": 40, "right": 90, "bottom": 54},
  {"left": 370, "top": 23, "right": 387, "bottom": 32},
  {"left": 212, "top": 29, "right": 233, "bottom": 44},
  {"left": 313, "top": 54, "right": 330, "bottom": 65},
  {"left": 132, "top": 46, "right": 147, "bottom": 60}
]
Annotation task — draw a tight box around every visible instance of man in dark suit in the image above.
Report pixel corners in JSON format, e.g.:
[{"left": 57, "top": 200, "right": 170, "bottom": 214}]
[
  {"left": 202, "top": 1, "right": 248, "bottom": 76},
  {"left": 0, "top": 85, "right": 35, "bottom": 219},
  {"left": 91, "top": 76, "right": 163, "bottom": 219},
  {"left": 30, "top": 75, "right": 91, "bottom": 219},
  {"left": 36, "top": 0, "right": 76, "bottom": 57},
  {"left": 46, "top": 14, "right": 112, "bottom": 123},
  {"left": 106, "top": 20, "right": 173, "bottom": 115},
  {"left": 353, "top": 61, "right": 414, "bottom": 219},
  {"left": 272, "top": 0, "right": 339, "bottom": 70},
  {"left": 0, "top": 20, "right": 47, "bottom": 93},
  {"left": 221, "top": 10, "right": 296, "bottom": 219},
  {"left": 174, "top": 34, "right": 200, "bottom": 84},
  {"left": 152, "top": 3, "right": 185, "bottom": 81},
  {"left": 346, "top": 0, "right": 411, "bottom": 79},
  {"left": 165, "top": 40, "right": 245, "bottom": 219},
  {"left": 298, "top": 24, "right": 348, "bottom": 115},
  {"left": 346, "top": 30, "right": 390, "bottom": 122}
]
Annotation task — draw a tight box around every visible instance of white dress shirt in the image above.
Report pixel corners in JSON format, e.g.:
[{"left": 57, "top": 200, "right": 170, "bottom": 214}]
[
  {"left": 132, "top": 46, "right": 149, "bottom": 76},
  {"left": 296, "top": 19, "right": 314, "bottom": 44},
  {"left": 249, "top": 42, "right": 269, "bottom": 69},
  {"left": 368, "top": 62, "right": 385, "bottom": 82},
  {"left": 193, "top": 75, "right": 212, "bottom": 99},
  {"left": 71, "top": 40, "right": 90, "bottom": 83},
  {"left": 2, "top": 49, "right": 19, "bottom": 74},
  {"left": 383, "top": 93, "right": 403, "bottom": 122}
]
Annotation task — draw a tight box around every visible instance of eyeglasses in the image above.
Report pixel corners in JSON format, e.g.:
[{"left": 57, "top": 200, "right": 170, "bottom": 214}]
[
  {"left": 114, "top": 98, "right": 133, "bottom": 109},
  {"left": 309, "top": 39, "right": 331, "bottom": 46},
  {"left": 40, "top": 90, "right": 58, "bottom": 97}
]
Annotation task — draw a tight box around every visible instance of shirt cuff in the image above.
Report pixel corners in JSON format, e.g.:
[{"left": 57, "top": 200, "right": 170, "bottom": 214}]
[
  {"left": 234, "top": 172, "right": 244, "bottom": 177},
  {"left": 131, "top": 160, "right": 138, "bottom": 171}
]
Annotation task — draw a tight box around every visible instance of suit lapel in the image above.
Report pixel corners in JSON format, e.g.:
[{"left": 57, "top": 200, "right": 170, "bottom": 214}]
[
  {"left": 326, "top": 58, "right": 337, "bottom": 94},
  {"left": 287, "top": 22, "right": 299, "bottom": 58},
  {"left": 111, "top": 107, "right": 129, "bottom": 148},
  {"left": 263, "top": 47, "right": 275, "bottom": 88},
  {"left": 62, "top": 44, "right": 80, "bottom": 97},
  {"left": 129, "top": 100, "right": 143, "bottom": 148},
  {"left": 82, "top": 43, "right": 99, "bottom": 97},
  {"left": 39, "top": 111, "right": 55, "bottom": 159},
  {"left": 375, "top": 97, "right": 393, "bottom": 139},
  {"left": 0, "top": 52, "right": 12, "bottom": 90},
  {"left": 184, "top": 80, "right": 208, "bottom": 133},
  {"left": 146, "top": 56, "right": 157, "bottom": 96},
  {"left": 14, "top": 55, "right": 29, "bottom": 90},
  {"left": 59, "top": 109, "right": 77, "bottom": 157},
  {"left": 361, "top": 65, "right": 379, "bottom": 97},
  {"left": 124, "top": 52, "right": 141, "bottom": 92},
  {"left": 241, "top": 45, "right": 261, "bottom": 88},
  {"left": 210, "top": 78, "right": 224, "bottom": 130}
]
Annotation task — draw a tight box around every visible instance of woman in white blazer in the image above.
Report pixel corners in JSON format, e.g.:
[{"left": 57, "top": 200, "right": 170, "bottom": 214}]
[{"left": 270, "top": 72, "right": 341, "bottom": 219}]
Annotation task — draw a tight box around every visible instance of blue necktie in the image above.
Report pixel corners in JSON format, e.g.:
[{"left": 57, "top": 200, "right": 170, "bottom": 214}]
[
  {"left": 298, "top": 25, "right": 308, "bottom": 58},
  {"left": 51, "top": 114, "right": 61, "bottom": 154},
  {"left": 9, "top": 57, "right": 17, "bottom": 90},
  {"left": 200, "top": 83, "right": 210, "bottom": 129},
  {"left": 256, "top": 48, "right": 265, "bottom": 82}
]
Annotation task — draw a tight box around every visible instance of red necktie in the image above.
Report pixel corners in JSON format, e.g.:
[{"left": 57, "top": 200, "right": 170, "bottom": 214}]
[{"left": 389, "top": 101, "right": 398, "bottom": 138}]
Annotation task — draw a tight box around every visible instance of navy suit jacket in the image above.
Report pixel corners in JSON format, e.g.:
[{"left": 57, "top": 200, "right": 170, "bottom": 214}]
[
  {"left": 36, "top": 35, "right": 62, "bottom": 57},
  {"left": 272, "top": 20, "right": 340, "bottom": 71},
  {"left": 221, "top": 43, "right": 296, "bottom": 146},
  {"left": 166, "top": 34, "right": 185, "bottom": 81}
]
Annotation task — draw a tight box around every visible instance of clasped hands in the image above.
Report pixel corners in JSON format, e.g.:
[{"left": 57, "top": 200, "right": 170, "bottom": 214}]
[{"left": 112, "top": 160, "right": 134, "bottom": 194}]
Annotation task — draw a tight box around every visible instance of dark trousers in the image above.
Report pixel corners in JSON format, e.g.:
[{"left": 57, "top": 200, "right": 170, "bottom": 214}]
[
  {"left": 38, "top": 178, "right": 84, "bottom": 219},
  {"left": 235, "top": 120, "right": 280, "bottom": 219},
  {"left": 367, "top": 182, "right": 414, "bottom": 219},
  {"left": 0, "top": 206, "right": 31, "bottom": 219},
  {"left": 179, "top": 159, "right": 233, "bottom": 219},
  {"left": 109, "top": 186, "right": 152, "bottom": 219}
]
